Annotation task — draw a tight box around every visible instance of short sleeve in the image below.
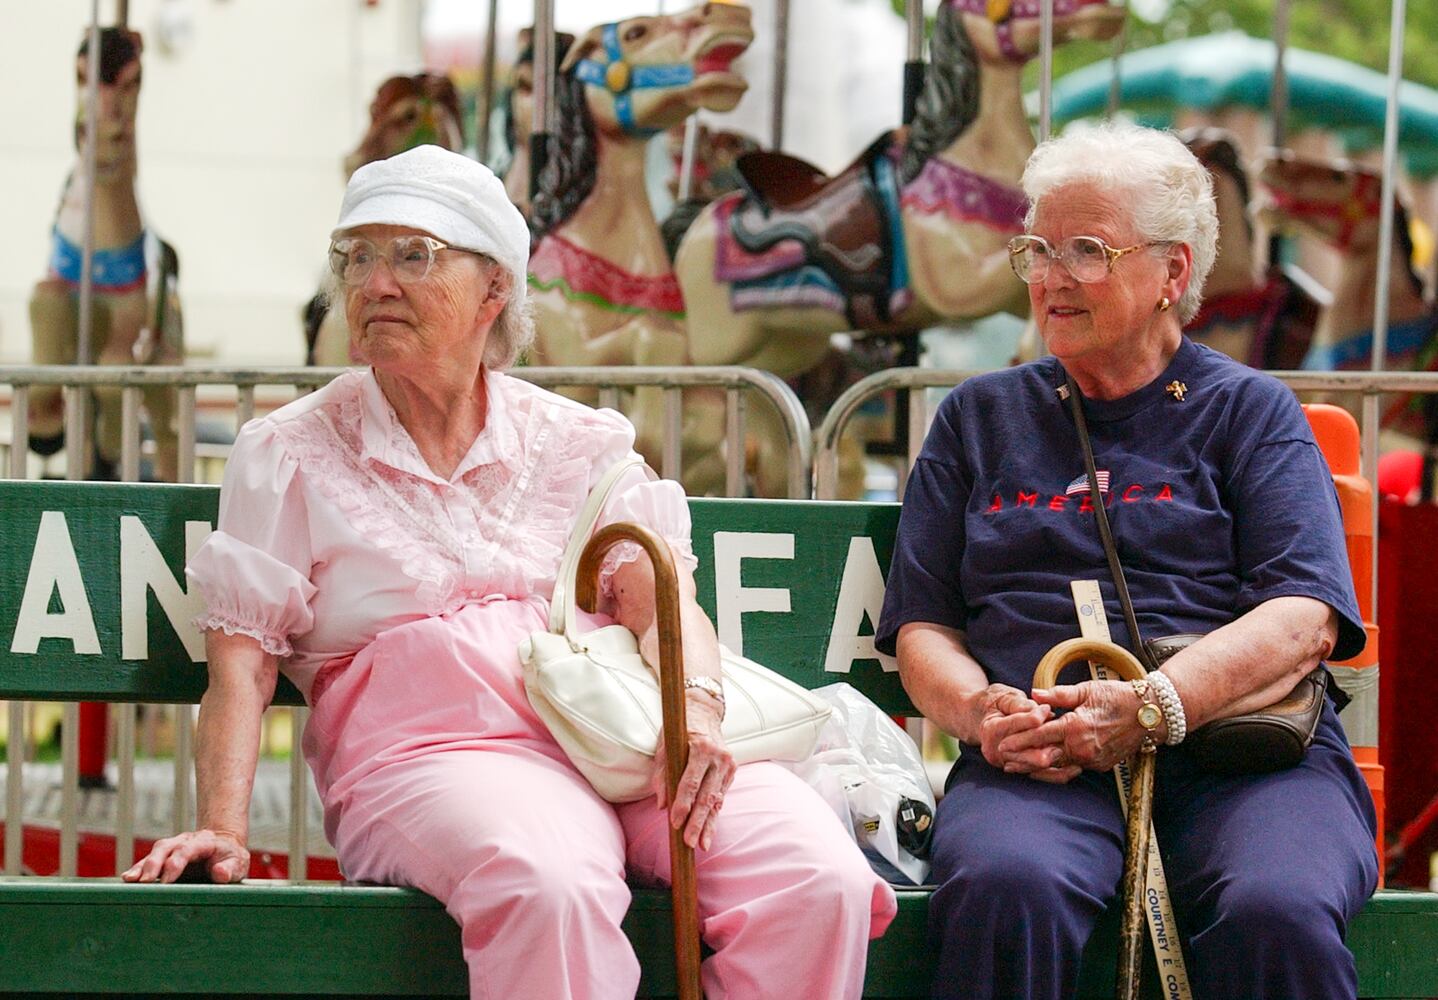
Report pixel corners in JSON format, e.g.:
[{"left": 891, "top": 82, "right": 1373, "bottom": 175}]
[
  {"left": 1229, "top": 433, "right": 1366, "bottom": 661},
  {"left": 186, "top": 419, "right": 318, "bottom": 656},
  {"left": 595, "top": 463, "right": 698, "bottom": 595},
  {"left": 875, "top": 395, "right": 973, "bottom": 655}
]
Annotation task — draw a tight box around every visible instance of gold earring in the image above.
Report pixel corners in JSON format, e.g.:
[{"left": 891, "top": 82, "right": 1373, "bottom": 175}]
[{"left": 1158, "top": 296, "right": 1171, "bottom": 313}]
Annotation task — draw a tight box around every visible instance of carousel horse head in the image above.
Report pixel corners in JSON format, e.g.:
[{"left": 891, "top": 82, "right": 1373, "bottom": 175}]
[
  {"left": 1181, "top": 126, "right": 1255, "bottom": 244},
  {"left": 1257, "top": 150, "right": 1397, "bottom": 254},
  {"left": 559, "top": 3, "right": 753, "bottom": 138},
  {"left": 945, "top": 0, "right": 1124, "bottom": 66},
  {"left": 344, "top": 72, "right": 464, "bottom": 177},
  {"left": 664, "top": 123, "right": 761, "bottom": 203},
  {"left": 74, "top": 27, "right": 143, "bottom": 181},
  {"left": 530, "top": 3, "right": 753, "bottom": 239}
]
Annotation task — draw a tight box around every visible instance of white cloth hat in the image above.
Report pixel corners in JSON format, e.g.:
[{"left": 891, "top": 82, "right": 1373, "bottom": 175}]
[{"left": 333, "top": 145, "right": 529, "bottom": 308}]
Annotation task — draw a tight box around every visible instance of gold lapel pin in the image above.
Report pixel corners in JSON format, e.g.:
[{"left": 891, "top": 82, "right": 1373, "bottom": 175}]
[{"left": 1165, "top": 380, "right": 1188, "bottom": 402}]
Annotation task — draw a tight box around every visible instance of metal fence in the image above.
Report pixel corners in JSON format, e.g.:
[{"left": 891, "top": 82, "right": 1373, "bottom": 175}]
[{"left": 0, "top": 363, "right": 811, "bottom": 879}]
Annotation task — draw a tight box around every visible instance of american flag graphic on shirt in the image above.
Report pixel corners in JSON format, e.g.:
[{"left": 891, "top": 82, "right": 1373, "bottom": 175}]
[{"left": 1064, "top": 470, "right": 1110, "bottom": 496}]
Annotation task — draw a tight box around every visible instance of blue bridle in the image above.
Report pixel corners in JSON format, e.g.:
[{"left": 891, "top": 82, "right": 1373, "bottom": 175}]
[{"left": 572, "top": 22, "right": 695, "bottom": 137}]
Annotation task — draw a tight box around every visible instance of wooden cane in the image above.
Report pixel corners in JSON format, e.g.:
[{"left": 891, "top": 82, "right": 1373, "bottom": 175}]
[
  {"left": 577, "top": 523, "right": 703, "bottom": 1000},
  {"left": 1033, "top": 637, "right": 1155, "bottom": 1000}
]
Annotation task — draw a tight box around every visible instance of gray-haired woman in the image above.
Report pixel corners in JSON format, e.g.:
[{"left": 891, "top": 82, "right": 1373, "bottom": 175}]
[
  {"left": 124, "top": 145, "right": 896, "bottom": 999},
  {"left": 878, "top": 121, "right": 1376, "bottom": 1000}
]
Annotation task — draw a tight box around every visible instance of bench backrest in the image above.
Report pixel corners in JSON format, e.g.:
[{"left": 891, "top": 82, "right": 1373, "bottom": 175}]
[{"left": 0, "top": 483, "right": 912, "bottom": 713}]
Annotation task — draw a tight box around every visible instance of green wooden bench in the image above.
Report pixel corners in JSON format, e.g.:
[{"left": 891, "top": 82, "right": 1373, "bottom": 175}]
[{"left": 0, "top": 481, "right": 1434, "bottom": 998}]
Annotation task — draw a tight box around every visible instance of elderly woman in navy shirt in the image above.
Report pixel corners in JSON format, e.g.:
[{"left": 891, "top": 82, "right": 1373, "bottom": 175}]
[{"left": 877, "top": 121, "right": 1376, "bottom": 1000}]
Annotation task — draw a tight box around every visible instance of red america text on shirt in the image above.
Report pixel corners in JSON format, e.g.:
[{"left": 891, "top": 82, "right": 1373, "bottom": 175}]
[{"left": 985, "top": 483, "right": 1174, "bottom": 514}]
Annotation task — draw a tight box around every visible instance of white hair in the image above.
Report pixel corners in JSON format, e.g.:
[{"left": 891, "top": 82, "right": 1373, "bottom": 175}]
[
  {"left": 1020, "top": 120, "right": 1218, "bottom": 323},
  {"left": 481, "top": 263, "right": 535, "bottom": 371}
]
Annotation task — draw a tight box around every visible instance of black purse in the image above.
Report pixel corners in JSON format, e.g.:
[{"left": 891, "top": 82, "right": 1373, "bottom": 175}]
[{"left": 1063, "top": 375, "right": 1327, "bottom": 776}]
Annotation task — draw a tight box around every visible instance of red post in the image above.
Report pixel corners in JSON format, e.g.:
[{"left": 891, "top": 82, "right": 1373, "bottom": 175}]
[{"left": 78, "top": 702, "right": 109, "bottom": 789}]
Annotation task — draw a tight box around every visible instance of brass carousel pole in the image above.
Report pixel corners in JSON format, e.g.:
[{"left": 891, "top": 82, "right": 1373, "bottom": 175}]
[
  {"left": 903, "top": 0, "right": 924, "bottom": 125},
  {"left": 771, "top": 0, "right": 789, "bottom": 150},
  {"left": 477, "top": 0, "right": 499, "bottom": 163},
  {"left": 529, "top": 0, "right": 555, "bottom": 203}
]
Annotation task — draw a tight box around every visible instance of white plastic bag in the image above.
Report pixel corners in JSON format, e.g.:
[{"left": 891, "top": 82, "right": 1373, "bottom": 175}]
[{"left": 784, "top": 683, "right": 936, "bottom": 886}]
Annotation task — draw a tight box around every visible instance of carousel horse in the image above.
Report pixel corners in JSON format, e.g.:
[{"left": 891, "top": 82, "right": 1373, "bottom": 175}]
[
  {"left": 672, "top": 0, "right": 1124, "bottom": 496},
  {"left": 519, "top": 3, "right": 754, "bottom": 492},
  {"left": 1256, "top": 149, "right": 1438, "bottom": 435},
  {"left": 1179, "top": 127, "right": 1320, "bottom": 370},
  {"left": 306, "top": 72, "right": 464, "bottom": 365},
  {"left": 29, "top": 27, "right": 182, "bottom": 481}
]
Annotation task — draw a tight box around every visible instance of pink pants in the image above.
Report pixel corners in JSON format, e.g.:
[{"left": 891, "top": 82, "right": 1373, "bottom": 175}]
[{"left": 303, "top": 600, "right": 897, "bottom": 1000}]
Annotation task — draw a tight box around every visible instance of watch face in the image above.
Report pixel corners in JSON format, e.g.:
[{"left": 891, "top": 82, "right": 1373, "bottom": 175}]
[{"left": 1138, "top": 703, "right": 1163, "bottom": 730}]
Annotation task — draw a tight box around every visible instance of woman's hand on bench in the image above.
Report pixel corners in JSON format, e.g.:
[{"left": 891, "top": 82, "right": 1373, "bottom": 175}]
[{"left": 122, "top": 829, "right": 250, "bottom": 884}]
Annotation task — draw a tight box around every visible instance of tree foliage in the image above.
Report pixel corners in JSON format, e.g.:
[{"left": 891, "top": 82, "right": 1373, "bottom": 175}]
[{"left": 889, "top": 0, "right": 1438, "bottom": 92}]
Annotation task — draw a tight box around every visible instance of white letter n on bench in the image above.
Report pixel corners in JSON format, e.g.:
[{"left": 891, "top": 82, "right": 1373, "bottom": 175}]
[
  {"left": 121, "top": 517, "right": 209, "bottom": 662},
  {"left": 11, "top": 511, "right": 101, "bottom": 655}
]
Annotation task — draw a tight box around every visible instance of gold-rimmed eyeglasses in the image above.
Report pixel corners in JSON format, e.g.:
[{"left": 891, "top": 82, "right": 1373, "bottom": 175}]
[
  {"left": 328, "top": 235, "right": 459, "bottom": 286},
  {"left": 1007, "top": 234, "right": 1155, "bottom": 285}
]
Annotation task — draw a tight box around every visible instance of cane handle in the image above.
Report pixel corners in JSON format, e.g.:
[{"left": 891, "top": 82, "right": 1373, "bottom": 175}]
[{"left": 1033, "top": 637, "right": 1146, "bottom": 688}]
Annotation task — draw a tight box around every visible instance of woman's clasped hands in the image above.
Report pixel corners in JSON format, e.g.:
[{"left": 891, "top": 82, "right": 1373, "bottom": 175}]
[{"left": 979, "top": 679, "right": 1157, "bottom": 783}]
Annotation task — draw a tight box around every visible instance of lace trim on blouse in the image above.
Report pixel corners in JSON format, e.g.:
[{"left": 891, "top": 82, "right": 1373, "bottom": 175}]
[{"left": 193, "top": 613, "right": 293, "bottom": 658}]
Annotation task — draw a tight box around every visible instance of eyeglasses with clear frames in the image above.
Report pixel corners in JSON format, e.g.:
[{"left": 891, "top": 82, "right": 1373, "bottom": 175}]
[
  {"left": 1007, "top": 234, "right": 1155, "bottom": 284},
  {"left": 328, "top": 235, "right": 457, "bottom": 286}
]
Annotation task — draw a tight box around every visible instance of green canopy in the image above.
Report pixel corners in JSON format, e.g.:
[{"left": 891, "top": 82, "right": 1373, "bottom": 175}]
[{"left": 1051, "top": 31, "right": 1438, "bottom": 178}]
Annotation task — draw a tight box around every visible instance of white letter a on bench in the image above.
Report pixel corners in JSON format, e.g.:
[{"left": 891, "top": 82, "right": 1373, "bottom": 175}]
[{"left": 11, "top": 511, "right": 101, "bottom": 655}]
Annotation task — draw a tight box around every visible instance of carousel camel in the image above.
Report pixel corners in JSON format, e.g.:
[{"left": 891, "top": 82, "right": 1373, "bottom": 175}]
[
  {"left": 1178, "top": 128, "right": 1320, "bottom": 370},
  {"left": 516, "top": 3, "right": 754, "bottom": 492},
  {"left": 306, "top": 72, "right": 465, "bottom": 366},
  {"left": 29, "top": 27, "right": 182, "bottom": 481},
  {"left": 672, "top": 0, "right": 1124, "bottom": 495}
]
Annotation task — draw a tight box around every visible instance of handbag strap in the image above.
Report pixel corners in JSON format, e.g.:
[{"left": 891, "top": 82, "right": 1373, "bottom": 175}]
[
  {"left": 1063, "top": 373, "right": 1158, "bottom": 673},
  {"left": 548, "top": 456, "right": 646, "bottom": 637}
]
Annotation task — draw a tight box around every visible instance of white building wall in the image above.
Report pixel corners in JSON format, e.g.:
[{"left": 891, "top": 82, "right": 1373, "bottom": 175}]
[{"left": 0, "top": 0, "right": 425, "bottom": 365}]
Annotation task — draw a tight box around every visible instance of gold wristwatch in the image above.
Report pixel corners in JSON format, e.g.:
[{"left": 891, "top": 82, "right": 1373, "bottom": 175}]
[{"left": 1131, "top": 678, "right": 1162, "bottom": 754}]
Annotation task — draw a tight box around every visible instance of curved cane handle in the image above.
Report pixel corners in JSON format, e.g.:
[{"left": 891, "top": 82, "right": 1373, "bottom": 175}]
[
  {"left": 1032, "top": 637, "right": 1147, "bottom": 688},
  {"left": 575, "top": 522, "right": 702, "bottom": 1000}
]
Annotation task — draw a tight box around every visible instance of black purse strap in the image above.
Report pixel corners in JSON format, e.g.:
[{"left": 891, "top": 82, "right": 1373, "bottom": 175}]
[{"left": 1063, "top": 373, "right": 1158, "bottom": 673}]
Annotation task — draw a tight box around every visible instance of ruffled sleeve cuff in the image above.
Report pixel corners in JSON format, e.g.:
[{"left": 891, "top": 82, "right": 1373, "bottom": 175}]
[
  {"left": 596, "top": 475, "right": 697, "bottom": 596},
  {"left": 186, "top": 530, "right": 318, "bottom": 657}
]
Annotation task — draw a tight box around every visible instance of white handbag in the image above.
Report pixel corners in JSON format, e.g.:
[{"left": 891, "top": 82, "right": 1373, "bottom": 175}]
[{"left": 520, "top": 458, "right": 832, "bottom": 803}]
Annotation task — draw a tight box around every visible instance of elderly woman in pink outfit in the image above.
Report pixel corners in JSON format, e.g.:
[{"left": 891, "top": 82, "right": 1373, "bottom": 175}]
[{"left": 122, "top": 145, "right": 896, "bottom": 998}]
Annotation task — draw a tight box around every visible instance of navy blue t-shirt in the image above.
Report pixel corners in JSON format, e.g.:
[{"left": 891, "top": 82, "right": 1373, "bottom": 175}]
[{"left": 875, "top": 337, "right": 1365, "bottom": 692}]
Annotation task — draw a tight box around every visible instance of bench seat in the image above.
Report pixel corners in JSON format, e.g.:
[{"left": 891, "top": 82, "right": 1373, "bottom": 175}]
[{"left": 1, "top": 879, "right": 1433, "bottom": 998}]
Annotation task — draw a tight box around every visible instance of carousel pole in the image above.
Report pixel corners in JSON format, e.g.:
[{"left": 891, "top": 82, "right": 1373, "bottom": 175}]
[
  {"left": 771, "top": 0, "right": 790, "bottom": 149},
  {"left": 1267, "top": 0, "right": 1292, "bottom": 273},
  {"left": 1037, "top": 0, "right": 1054, "bottom": 141},
  {"left": 78, "top": 3, "right": 101, "bottom": 371},
  {"left": 1371, "top": 0, "right": 1407, "bottom": 512},
  {"left": 1105, "top": 15, "right": 1128, "bottom": 119},
  {"left": 661, "top": 0, "right": 703, "bottom": 201},
  {"left": 529, "top": 0, "right": 555, "bottom": 204},
  {"left": 476, "top": 0, "right": 499, "bottom": 163},
  {"left": 903, "top": 0, "right": 925, "bottom": 125}
]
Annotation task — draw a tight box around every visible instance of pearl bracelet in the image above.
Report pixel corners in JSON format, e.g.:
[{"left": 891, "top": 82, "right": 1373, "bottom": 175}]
[{"left": 1147, "top": 670, "right": 1187, "bottom": 745}]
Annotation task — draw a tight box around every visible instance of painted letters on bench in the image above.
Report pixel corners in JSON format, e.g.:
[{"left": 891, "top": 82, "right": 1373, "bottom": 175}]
[
  {"left": 120, "top": 516, "right": 209, "bottom": 662},
  {"left": 8, "top": 510, "right": 211, "bottom": 661},
  {"left": 824, "top": 536, "right": 897, "bottom": 674},
  {"left": 10, "top": 511, "right": 100, "bottom": 655},
  {"left": 711, "top": 531, "right": 794, "bottom": 652}
]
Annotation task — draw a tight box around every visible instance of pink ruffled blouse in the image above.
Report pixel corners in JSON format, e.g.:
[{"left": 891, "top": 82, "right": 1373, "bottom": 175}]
[{"left": 186, "top": 368, "right": 696, "bottom": 703}]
